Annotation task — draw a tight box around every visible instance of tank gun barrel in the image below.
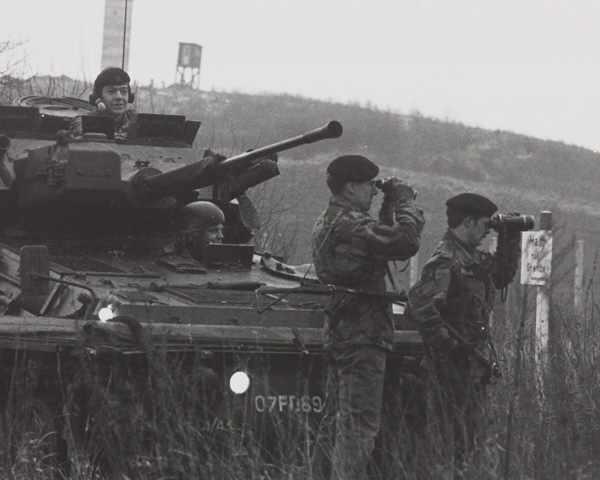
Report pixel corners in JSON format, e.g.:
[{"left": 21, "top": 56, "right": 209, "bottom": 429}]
[
  {"left": 129, "top": 121, "right": 343, "bottom": 205},
  {"left": 216, "top": 120, "right": 343, "bottom": 172}
]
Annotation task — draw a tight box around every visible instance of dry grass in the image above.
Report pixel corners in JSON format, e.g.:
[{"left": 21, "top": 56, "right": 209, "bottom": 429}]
[{"left": 0, "top": 292, "right": 598, "bottom": 480}]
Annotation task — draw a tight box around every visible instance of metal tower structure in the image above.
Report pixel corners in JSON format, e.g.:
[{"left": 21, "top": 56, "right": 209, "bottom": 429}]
[{"left": 176, "top": 43, "right": 202, "bottom": 89}]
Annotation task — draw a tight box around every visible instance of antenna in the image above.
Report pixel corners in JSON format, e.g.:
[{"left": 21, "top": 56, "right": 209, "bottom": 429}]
[{"left": 122, "top": 0, "right": 128, "bottom": 69}]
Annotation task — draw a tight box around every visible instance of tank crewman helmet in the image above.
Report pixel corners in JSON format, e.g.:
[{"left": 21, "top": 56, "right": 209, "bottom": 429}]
[
  {"left": 89, "top": 67, "right": 135, "bottom": 105},
  {"left": 177, "top": 201, "right": 226, "bottom": 231},
  {"left": 326, "top": 155, "right": 379, "bottom": 183},
  {"left": 177, "top": 201, "right": 226, "bottom": 262},
  {"left": 446, "top": 192, "right": 498, "bottom": 218}
]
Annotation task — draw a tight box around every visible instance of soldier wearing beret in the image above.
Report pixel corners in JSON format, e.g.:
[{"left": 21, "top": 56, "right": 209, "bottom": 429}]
[
  {"left": 71, "top": 67, "right": 137, "bottom": 139},
  {"left": 311, "top": 155, "right": 425, "bottom": 480},
  {"left": 406, "top": 192, "right": 521, "bottom": 472}
]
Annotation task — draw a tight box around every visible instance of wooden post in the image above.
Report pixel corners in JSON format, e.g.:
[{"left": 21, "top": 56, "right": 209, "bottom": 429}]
[
  {"left": 535, "top": 211, "right": 552, "bottom": 386},
  {"left": 574, "top": 238, "right": 584, "bottom": 315}
]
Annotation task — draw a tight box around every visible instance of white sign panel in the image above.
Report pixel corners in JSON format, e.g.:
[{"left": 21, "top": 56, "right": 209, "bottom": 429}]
[{"left": 521, "top": 231, "right": 553, "bottom": 285}]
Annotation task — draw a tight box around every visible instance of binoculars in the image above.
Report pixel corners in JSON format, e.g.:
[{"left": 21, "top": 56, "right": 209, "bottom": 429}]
[
  {"left": 374, "top": 178, "right": 391, "bottom": 192},
  {"left": 487, "top": 214, "right": 535, "bottom": 231}
]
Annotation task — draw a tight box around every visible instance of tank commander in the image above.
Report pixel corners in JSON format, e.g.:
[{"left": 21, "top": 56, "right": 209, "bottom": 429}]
[
  {"left": 310, "top": 155, "right": 425, "bottom": 480},
  {"left": 406, "top": 193, "right": 521, "bottom": 474},
  {"left": 70, "top": 67, "right": 137, "bottom": 139},
  {"left": 158, "top": 201, "right": 225, "bottom": 266}
]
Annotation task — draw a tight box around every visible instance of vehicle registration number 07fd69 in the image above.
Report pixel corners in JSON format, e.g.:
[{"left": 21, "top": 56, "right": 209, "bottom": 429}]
[{"left": 254, "top": 395, "right": 324, "bottom": 413}]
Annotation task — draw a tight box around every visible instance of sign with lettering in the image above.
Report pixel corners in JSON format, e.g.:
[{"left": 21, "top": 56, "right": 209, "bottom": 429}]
[{"left": 521, "top": 231, "right": 553, "bottom": 285}]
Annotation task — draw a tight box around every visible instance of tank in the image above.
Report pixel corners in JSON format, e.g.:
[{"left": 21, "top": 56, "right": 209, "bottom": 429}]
[{"left": 0, "top": 98, "right": 423, "bottom": 478}]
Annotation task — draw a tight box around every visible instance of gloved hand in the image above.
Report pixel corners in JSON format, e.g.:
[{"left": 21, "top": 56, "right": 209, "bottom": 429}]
[{"left": 379, "top": 177, "right": 416, "bottom": 201}]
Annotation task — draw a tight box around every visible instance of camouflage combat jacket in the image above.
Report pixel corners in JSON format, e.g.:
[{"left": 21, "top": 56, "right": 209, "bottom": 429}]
[
  {"left": 407, "top": 229, "right": 520, "bottom": 381},
  {"left": 312, "top": 194, "right": 425, "bottom": 352}
]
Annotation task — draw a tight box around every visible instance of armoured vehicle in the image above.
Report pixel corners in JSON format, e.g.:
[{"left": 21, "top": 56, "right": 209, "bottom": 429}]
[{"left": 0, "top": 97, "right": 423, "bottom": 477}]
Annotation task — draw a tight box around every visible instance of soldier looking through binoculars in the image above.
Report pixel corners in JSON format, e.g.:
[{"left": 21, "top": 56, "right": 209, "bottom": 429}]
[
  {"left": 310, "top": 155, "right": 425, "bottom": 480},
  {"left": 406, "top": 192, "right": 524, "bottom": 474}
]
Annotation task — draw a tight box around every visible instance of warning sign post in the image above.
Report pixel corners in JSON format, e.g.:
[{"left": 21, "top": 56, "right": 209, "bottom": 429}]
[
  {"left": 521, "top": 211, "right": 552, "bottom": 393},
  {"left": 521, "top": 230, "right": 553, "bottom": 286}
]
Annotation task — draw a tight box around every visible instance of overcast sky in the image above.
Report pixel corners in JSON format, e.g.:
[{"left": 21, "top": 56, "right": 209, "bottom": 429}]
[{"left": 2, "top": 0, "right": 599, "bottom": 151}]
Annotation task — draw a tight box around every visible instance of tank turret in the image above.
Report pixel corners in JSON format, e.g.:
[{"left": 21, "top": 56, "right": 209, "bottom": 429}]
[{"left": 0, "top": 102, "right": 341, "bottom": 236}]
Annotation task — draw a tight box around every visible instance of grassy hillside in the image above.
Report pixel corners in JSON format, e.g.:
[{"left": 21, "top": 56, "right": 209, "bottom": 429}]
[{"left": 137, "top": 86, "right": 600, "bottom": 201}]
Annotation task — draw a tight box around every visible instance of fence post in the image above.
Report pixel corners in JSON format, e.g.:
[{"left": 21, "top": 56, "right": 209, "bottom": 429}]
[
  {"left": 520, "top": 211, "right": 553, "bottom": 392},
  {"left": 574, "top": 238, "right": 584, "bottom": 315},
  {"left": 535, "top": 211, "right": 552, "bottom": 386}
]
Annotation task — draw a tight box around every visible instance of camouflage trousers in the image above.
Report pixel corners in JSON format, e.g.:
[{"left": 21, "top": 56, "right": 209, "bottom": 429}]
[
  {"left": 426, "top": 363, "right": 489, "bottom": 467},
  {"left": 311, "top": 345, "right": 387, "bottom": 480}
]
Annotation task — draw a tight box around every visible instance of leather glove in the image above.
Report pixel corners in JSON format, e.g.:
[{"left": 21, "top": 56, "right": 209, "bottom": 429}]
[{"left": 380, "top": 177, "right": 416, "bottom": 201}]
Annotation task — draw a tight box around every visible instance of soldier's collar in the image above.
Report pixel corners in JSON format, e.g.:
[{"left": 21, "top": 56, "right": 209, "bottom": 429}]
[{"left": 330, "top": 194, "right": 369, "bottom": 212}]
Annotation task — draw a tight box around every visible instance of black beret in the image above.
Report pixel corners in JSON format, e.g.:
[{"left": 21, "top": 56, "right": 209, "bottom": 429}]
[
  {"left": 446, "top": 193, "right": 498, "bottom": 217},
  {"left": 93, "top": 67, "right": 130, "bottom": 96},
  {"left": 326, "top": 155, "right": 379, "bottom": 183}
]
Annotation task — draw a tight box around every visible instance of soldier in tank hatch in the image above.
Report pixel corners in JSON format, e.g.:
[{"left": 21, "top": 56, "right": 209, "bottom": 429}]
[
  {"left": 70, "top": 67, "right": 137, "bottom": 139},
  {"left": 158, "top": 201, "right": 225, "bottom": 265}
]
